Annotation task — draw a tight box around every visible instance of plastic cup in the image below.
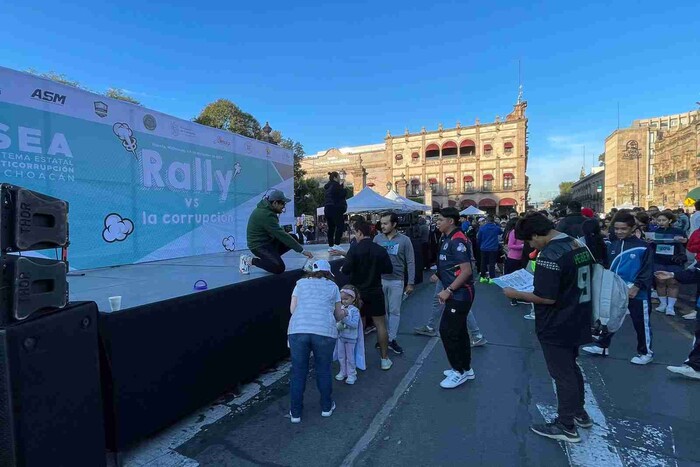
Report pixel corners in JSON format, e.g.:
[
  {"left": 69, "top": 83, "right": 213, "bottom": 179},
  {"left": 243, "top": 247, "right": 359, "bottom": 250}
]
[{"left": 108, "top": 296, "right": 122, "bottom": 311}]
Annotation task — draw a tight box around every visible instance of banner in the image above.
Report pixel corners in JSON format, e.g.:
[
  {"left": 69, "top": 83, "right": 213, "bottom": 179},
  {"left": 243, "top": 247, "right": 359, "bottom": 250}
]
[{"left": 0, "top": 66, "right": 294, "bottom": 270}]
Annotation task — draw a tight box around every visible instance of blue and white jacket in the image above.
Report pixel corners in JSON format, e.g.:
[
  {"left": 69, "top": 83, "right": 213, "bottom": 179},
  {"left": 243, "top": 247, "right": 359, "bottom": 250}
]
[{"left": 607, "top": 236, "right": 653, "bottom": 300}]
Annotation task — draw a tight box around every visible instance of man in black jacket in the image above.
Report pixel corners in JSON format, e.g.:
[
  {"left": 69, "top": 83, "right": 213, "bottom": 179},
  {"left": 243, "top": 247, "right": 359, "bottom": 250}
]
[
  {"left": 323, "top": 172, "right": 348, "bottom": 250},
  {"left": 342, "top": 220, "right": 394, "bottom": 370},
  {"left": 556, "top": 201, "right": 587, "bottom": 238}
]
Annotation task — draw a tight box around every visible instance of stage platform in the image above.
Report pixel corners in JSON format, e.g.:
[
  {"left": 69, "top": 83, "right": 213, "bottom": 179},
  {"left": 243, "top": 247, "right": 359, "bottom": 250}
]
[{"left": 68, "top": 244, "right": 343, "bottom": 312}]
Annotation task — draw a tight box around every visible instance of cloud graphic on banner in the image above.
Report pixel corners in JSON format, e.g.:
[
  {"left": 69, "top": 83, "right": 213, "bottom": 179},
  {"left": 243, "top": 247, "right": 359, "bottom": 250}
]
[
  {"left": 112, "top": 122, "right": 139, "bottom": 158},
  {"left": 222, "top": 236, "right": 236, "bottom": 252},
  {"left": 103, "top": 213, "right": 135, "bottom": 243}
]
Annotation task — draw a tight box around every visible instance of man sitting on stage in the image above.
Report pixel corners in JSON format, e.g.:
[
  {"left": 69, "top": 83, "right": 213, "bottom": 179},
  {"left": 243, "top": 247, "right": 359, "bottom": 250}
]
[{"left": 240, "top": 190, "right": 313, "bottom": 275}]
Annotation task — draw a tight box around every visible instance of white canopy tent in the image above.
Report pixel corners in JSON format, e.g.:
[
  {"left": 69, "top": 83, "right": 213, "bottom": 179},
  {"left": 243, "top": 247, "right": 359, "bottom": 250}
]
[
  {"left": 460, "top": 206, "right": 486, "bottom": 216},
  {"left": 384, "top": 190, "right": 430, "bottom": 211},
  {"left": 316, "top": 187, "right": 406, "bottom": 216}
]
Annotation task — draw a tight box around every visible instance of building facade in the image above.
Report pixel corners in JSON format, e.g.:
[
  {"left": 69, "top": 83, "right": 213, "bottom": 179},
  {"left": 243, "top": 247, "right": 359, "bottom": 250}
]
[
  {"left": 652, "top": 116, "right": 700, "bottom": 208},
  {"left": 301, "top": 101, "right": 529, "bottom": 214},
  {"left": 571, "top": 167, "right": 605, "bottom": 214},
  {"left": 603, "top": 110, "right": 697, "bottom": 212}
]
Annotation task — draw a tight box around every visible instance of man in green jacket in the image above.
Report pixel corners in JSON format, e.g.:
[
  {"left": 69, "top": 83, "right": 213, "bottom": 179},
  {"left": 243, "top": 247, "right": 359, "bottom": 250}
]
[{"left": 240, "top": 190, "right": 313, "bottom": 275}]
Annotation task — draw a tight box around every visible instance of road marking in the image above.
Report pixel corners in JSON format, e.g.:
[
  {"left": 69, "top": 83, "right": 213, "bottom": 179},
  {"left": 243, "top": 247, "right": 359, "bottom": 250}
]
[
  {"left": 340, "top": 337, "right": 440, "bottom": 467},
  {"left": 537, "top": 368, "right": 677, "bottom": 467}
]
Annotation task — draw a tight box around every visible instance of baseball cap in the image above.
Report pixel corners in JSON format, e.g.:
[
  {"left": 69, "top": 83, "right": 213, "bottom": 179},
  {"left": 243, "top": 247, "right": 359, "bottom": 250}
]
[
  {"left": 581, "top": 207, "right": 594, "bottom": 218},
  {"left": 266, "top": 189, "right": 291, "bottom": 203},
  {"left": 312, "top": 259, "right": 335, "bottom": 276}
]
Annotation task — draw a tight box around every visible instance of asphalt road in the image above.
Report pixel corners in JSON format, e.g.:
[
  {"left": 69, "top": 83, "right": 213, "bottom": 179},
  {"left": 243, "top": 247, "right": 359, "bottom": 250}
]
[{"left": 175, "top": 273, "right": 700, "bottom": 467}]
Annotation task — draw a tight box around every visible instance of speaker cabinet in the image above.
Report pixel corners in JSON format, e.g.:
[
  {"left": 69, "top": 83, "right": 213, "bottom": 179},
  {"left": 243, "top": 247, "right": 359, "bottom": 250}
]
[
  {"left": 0, "top": 184, "right": 68, "bottom": 253},
  {"left": 0, "top": 255, "right": 68, "bottom": 326},
  {"left": 0, "top": 301, "right": 105, "bottom": 467}
]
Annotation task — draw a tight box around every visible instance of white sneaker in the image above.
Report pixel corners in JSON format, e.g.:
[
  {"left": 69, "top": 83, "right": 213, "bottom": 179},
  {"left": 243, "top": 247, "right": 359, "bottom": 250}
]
[
  {"left": 582, "top": 345, "right": 608, "bottom": 357},
  {"left": 665, "top": 308, "right": 676, "bottom": 317},
  {"left": 327, "top": 247, "right": 335, "bottom": 252},
  {"left": 651, "top": 290, "right": 659, "bottom": 299},
  {"left": 330, "top": 246, "right": 345, "bottom": 254},
  {"left": 524, "top": 312, "right": 536, "bottom": 320},
  {"left": 667, "top": 364, "right": 700, "bottom": 380},
  {"left": 655, "top": 305, "right": 666, "bottom": 313},
  {"left": 440, "top": 369, "right": 475, "bottom": 388},
  {"left": 443, "top": 369, "right": 455, "bottom": 377},
  {"left": 321, "top": 402, "right": 336, "bottom": 417},
  {"left": 381, "top": 358, "right": 393, "bottom": 370},
  {"left": 346, "top": 375, "right": 357, "bottom": 385},
  {"left": 683, "top": 311, "right": 697, "bottom": 320},
  {"left": 239, "top": 255, "right": 252, "bottom": 275},
  {"left": 335, "top": 372, "right": 346, "bottom": 381},
  {"left": 631, "top": 354, "right": 653, "bottom": 365},
  {"left": 289, "top": 411, "right": 301, "bottom": 424}
]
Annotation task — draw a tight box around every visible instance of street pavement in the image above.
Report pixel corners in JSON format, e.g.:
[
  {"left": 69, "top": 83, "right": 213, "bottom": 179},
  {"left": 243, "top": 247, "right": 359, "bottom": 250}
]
[{"left": 134, "top": 272, "right": 699, "bottom": 467}]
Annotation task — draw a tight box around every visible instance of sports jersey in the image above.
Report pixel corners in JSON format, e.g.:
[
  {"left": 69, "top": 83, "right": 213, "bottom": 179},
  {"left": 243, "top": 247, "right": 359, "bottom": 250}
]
[
  {"left": 533, "top": 234, "right": 594, "bottom": 346},
  {"left": 437, "top": 228, "right": 474, "bottom": 302}
]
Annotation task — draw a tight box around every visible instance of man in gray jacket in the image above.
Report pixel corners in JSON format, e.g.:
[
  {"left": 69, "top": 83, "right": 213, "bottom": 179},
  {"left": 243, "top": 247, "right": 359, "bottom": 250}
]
[{"left": 374, "top": 212, "right": 416, "bottom": 354}]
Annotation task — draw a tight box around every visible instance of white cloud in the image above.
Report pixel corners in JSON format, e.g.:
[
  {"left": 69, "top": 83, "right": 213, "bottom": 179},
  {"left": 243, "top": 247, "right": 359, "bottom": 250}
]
[{"left": 529, "top": 133, "right": 602, "bottom": 202}]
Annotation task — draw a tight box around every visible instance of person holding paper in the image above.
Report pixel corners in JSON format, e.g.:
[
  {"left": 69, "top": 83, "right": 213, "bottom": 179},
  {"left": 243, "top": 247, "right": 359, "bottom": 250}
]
[
  {"left": 652, "top": 210, "right": 688, "bottom": 316},
  {"left": 501, "top": 213, "right": 594, "bottom": 443},
  {"left": 581, "top": 212, "right": 654, "bottom": 364}
]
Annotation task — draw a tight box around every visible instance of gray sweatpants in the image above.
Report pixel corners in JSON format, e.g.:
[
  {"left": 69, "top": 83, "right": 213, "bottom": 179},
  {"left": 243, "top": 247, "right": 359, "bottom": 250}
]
[
  {"left": 427, "top": 279, "right": 483, "bottom": 339},
  {"left": 382, "top": 279, "right": 404, "bottom": 342}
]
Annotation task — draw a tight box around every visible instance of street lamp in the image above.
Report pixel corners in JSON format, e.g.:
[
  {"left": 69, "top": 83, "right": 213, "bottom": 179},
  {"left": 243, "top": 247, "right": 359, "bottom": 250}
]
[
  {"left": 386, "top": 181, "right": 393, "bottom": 192},
  {"left": 339, "top": 169, "right": 347, "bottom": 183}
]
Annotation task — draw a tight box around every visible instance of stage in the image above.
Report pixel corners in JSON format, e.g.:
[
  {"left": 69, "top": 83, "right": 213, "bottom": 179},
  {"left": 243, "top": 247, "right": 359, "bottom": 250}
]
[{"left": 68, "top": 244, "right": 341, "bottom": 311}]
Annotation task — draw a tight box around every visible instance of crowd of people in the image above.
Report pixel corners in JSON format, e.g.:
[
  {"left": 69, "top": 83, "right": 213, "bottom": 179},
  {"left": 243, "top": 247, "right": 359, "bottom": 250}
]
[{"left": 238, "top": 185, "right": 699, "bottom": 444}]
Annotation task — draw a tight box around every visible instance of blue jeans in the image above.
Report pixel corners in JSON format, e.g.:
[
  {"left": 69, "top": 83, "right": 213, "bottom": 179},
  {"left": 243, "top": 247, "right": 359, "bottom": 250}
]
[{"left": 289, "top": 333, "right": 336, "bottom": 418}]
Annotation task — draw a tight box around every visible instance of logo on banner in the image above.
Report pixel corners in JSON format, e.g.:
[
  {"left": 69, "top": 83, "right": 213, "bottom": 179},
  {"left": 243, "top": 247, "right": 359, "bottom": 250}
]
[
  {"left": 222, "top": 236, "right": 236, "bottom": 251},
  {"left": 102, "top": 213, "right": 134, "bottom": 243},
  {"left": 31, "top": 89, "right": 66, "bottom": 105},
  {"left": 143, "top": 114, "right": 157, "bottom": 131},
  {"left": 113, "top": 123, "right": 139, "bottom": 158},
  {"left": 94, "top": 101, "right": 108, "bottom": 118},
  {"left": 214, "top": 136, "right": 231, "bottom": 147},
  {"left": 170, "top": 121, "right": 196, "bottom": 138}
]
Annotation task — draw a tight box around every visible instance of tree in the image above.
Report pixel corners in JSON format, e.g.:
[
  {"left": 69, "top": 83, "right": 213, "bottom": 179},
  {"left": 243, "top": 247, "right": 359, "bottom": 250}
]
[
  {"left": 558, "top": 181, "right": 575, "bottom": 195},
  {"left": 294, "top": 178, "right": 326, "bottom": 217},
  {"left": 598, "top": 152, "right": 605, "bottom": 166},
  {"left": 193, "top": 99, "right": 262, "bottom": 139},
  {"left": 26, "top": 69, "right": 83, "bottom": 88},
  {"left": 105, "top": 88, "right": 141, "bottom": 105},
  {"left": 551, "top": 192, "right": 573, "bottom": 213}
]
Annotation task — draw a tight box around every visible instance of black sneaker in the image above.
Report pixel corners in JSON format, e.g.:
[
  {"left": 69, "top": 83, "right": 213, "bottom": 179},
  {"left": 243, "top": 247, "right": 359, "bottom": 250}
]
[
  {"left": 574, "top": 412, "right": 593, "bottom": 428},
  {"left": 388, "top": 340, "right": 404, "bottom": 355},
  {"left": 530, "top": 420, "right": 581, "bottom": 443}
]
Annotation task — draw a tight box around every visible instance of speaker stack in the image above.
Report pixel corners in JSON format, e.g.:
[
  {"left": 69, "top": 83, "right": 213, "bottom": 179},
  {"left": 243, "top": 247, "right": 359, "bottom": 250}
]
[{"left": 0, "top": 184, "right": 106, "bottom": 467}]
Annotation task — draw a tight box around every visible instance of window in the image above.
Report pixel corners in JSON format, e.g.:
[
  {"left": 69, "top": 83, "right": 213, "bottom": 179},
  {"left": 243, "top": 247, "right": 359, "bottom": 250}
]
[
  {"left": 483, "top": 174, "right": 494, "bottom": 191},
  {"left": 445, "top": 176, "right": 455, "bottom": 192},
  {"left": 411, "top": 152, "right": 420, "bottom": 161},
  {"left": 483, "top": 144, "right": 493, "bottom": 156},
  {"left": 428, "top": 177, "right": 438, "bottom": 193},
  {"left": 504, "top": 142, "right": 514, "bottom": 154},
  {"left": 395, "top": 154, "right": 403, "bottom": 161},
  {"left": 459, "top": 139, "right": 476, "bottom": 156},
  {"left": 442, "top": 141, "right": 458, "bottom": 157},
  {"left": 463, "top": 175, "right": 474, "bottom": 192},
  {"left": 503, "top": 172, "right": 514, "bottom": 189},
  {"left": 426, "top": 144, "right": 440, "bottom": 158},
  {"left": 410, "top": 179, "right": 421, "bottom": 196}
]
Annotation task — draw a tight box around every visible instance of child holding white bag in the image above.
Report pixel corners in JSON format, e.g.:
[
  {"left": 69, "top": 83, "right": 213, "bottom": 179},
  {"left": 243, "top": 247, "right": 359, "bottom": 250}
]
[{"left": 335, "top": 285, "right": 366, "bottom": 384}]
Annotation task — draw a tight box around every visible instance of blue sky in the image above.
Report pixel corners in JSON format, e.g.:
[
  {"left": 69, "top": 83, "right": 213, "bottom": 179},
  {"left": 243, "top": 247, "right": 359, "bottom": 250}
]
[{"left": 2, "top": 1, "right": 699, "bottom": 201}]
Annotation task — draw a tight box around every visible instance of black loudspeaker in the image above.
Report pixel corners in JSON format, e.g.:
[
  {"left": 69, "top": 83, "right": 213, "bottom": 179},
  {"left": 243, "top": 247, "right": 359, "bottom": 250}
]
[
  {"left": 0, "top": 255, "right": 68, "bottom": 326},
  {"left": 0, "top": 184, "right": 68, "bottom": 253},
  {"left": 0, "top": 301, "right": 106, "bottom": 467}
]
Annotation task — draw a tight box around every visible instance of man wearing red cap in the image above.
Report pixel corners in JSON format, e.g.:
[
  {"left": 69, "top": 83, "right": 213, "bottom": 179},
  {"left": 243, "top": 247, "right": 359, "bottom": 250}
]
[{"left": 581, "top": 208, "right": 595, "bottom": 219}]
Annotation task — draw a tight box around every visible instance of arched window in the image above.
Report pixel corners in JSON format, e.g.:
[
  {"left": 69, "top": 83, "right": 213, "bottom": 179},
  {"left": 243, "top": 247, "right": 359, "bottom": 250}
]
[
  {"left": 463, "top": 175, "right": 474, "bottom": 192},
  {"left": 442, "top": 141, "right": 458, "bottom": 157},
  {"left": 411, "top": 152, "right": 420, "bottom": 161},
  {"left": 426, "top": 144, "right": 440, "bottom": 158},
  {"left": 483, "top": 174, "right": 494, "bottom": 191},
  {"left": 460, "top": 139, "right": 476, "bottom": 156}
]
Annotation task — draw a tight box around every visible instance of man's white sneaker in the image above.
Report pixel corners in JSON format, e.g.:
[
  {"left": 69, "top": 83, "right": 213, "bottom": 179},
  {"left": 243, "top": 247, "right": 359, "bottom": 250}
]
[
  {"left": 443, "top": 369, "right": 455, "bottom": 377},
  {"left": 631, "top": 354, "right": 653, "bottom": 365},
  {"left": 683, "top": 311, "right": 697, "bottom": 320},
  {"left": 335, "top": 372, "right": 346, "bottom": 381},
  {"left": 289, "top": 412, "right": 301, "bottom": 424},
  {"left": 380, "top": 358, "right": 393, "bottom": 370},
  {"left": 655, "top": 305, "right": 666, "bottom": 313},
  {"left": 440, "top": 369, "right": 475, "bottom": 389},
  {"left": 667, "top": 364, "right": 700, "bottom": 380},
  {"left": 346, "top": 375, "right": 357, "bottom": 385},
  {"left": 239, "top": 255, "right": 252, "bottom": 275},
  {"left": 321, "top": 402, "right": 336, "bottom": 417},
  {"left": 524, "top": 312, "right": 536, "bottom": 320},
  {"left": 665, "top": 309, "right": 676, "bottom": 317},
  {"left": 581, "top": 345, "right": 608, "bottom": 357}
]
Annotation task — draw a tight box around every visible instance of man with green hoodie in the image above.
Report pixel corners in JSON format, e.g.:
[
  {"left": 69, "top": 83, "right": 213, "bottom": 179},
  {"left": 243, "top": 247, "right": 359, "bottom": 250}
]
[{"left": 240, "top": 190, "right": 313, "bottom": 275}]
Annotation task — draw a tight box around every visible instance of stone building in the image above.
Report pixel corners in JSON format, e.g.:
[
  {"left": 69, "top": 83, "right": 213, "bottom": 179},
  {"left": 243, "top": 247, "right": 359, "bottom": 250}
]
[
  {"left": 571, "top": 167, "right": 605, "bottom": 214},
  {"left": 301, "top": 100, "right": 529, "bottom": 214},
  {"left": 603, "top": 110, "right": 697, "bottom": 212},
  {"left": 652, "top": 116, "right": 700, "bottom": 208}
]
